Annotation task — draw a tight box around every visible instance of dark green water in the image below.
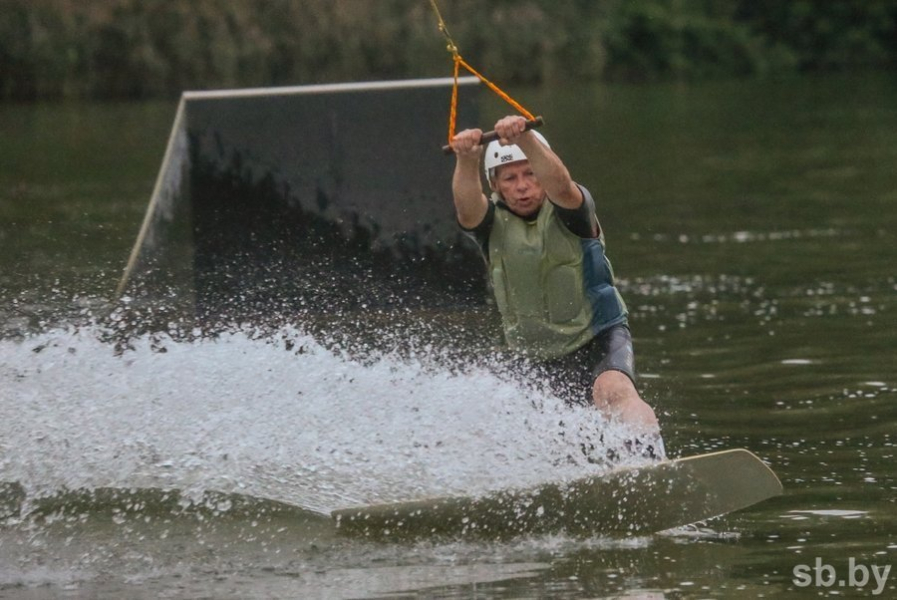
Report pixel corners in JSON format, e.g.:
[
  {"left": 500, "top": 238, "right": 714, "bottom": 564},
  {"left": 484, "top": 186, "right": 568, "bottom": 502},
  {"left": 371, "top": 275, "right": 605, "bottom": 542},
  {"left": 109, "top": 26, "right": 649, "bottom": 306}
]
[{"left": 1, "top": 74, "right": 895, "bottom": 598}]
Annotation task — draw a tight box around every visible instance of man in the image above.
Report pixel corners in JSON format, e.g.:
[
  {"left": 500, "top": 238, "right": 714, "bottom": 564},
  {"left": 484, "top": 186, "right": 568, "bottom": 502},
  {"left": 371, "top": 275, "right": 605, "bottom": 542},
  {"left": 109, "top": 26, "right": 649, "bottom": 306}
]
[{"left": 450, "top": 115, "right": 664, "bottom": 458}]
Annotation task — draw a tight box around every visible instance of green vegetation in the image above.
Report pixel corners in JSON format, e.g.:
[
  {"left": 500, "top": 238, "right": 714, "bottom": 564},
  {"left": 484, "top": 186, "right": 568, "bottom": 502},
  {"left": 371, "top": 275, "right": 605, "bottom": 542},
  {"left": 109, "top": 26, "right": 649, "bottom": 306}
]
[{"left": 2, "top": 0, "right": 896, "bottom": 101}]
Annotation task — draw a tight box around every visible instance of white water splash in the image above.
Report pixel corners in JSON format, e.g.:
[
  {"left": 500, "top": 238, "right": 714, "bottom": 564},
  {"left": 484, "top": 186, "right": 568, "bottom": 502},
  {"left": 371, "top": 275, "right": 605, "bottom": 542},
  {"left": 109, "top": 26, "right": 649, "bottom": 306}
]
[{"left": 0, "top": 326, "right": 625, "bottom": 515}]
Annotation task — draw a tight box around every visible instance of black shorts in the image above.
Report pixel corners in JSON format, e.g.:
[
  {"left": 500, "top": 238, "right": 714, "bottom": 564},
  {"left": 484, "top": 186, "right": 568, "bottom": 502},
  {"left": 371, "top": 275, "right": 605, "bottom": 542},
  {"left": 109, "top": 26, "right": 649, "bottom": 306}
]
[{"left": 535, "top": 323, "right": 637, "bottom": 406}]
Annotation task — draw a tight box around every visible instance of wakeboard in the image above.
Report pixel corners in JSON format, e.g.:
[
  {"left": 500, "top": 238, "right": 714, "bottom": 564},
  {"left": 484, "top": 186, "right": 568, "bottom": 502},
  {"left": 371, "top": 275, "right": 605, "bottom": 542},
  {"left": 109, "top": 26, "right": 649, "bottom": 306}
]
[{"left": 331, "top": 448, "right": 782, "bottom": 540}]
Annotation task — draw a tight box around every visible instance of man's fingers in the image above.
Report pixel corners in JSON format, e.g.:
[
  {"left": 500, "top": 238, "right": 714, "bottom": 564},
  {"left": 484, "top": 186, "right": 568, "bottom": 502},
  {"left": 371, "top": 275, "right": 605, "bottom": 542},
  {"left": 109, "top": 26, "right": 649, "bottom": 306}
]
[
  {"left": 495, "top": 115, "right": 527, "bottom": 145},
  {"left": 451, "top": 128, "right": 483, "bottom": 154}
]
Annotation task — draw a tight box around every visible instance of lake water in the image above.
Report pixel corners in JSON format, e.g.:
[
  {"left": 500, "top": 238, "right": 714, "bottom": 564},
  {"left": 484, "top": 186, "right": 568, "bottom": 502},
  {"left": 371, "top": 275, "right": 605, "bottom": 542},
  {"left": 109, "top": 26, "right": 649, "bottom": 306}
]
[{"left": 1, "top": 73, "right": 895, "bottom": 598}]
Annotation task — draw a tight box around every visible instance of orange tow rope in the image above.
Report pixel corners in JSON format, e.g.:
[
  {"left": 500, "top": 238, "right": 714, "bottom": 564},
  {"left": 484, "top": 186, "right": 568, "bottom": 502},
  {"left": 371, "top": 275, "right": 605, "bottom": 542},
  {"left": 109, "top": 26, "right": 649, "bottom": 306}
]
[{"left": 430, "top": 0, "right": 537, "bottom": 145}]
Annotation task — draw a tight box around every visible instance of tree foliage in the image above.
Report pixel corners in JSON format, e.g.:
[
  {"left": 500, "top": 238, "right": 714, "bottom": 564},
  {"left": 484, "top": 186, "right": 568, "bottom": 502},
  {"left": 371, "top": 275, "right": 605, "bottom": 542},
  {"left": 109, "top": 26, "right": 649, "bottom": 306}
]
[{"left": 1, "top": 0, "right": 895, "bottom": 101}]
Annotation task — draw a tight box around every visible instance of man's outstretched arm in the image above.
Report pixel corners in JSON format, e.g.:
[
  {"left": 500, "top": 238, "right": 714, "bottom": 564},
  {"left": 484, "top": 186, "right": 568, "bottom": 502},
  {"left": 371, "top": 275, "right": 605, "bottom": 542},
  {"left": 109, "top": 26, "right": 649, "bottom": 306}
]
[{"left": 450, "top": 128, "right": 489, "bottom": 229}]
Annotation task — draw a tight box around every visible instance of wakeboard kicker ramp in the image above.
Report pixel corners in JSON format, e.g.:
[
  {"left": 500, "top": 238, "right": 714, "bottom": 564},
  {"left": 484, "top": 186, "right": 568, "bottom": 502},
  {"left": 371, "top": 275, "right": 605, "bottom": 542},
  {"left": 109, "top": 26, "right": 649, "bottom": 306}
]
[{"left": 116, "top": 77, "right": 483, "bottom": 321}]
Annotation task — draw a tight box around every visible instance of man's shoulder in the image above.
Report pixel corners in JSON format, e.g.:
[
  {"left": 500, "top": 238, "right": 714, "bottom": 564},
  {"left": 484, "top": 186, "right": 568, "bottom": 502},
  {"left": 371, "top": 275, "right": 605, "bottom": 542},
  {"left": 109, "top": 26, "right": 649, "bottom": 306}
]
[
  {"left": 549, "top": 184, "right": 597, "bottom": 239},
  {"left": 460, "top": 197, "right": 496, "bottom": 232},
  {"left": 460, "top": 200, "right": 496, "bottom": 255}
]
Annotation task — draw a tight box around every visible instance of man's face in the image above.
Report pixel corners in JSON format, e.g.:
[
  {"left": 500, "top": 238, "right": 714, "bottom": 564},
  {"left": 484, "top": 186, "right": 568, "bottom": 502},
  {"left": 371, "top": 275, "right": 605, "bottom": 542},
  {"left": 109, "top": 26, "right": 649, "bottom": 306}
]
[{"left": 490, "top": 160, "right": 545, "bottom": 217}]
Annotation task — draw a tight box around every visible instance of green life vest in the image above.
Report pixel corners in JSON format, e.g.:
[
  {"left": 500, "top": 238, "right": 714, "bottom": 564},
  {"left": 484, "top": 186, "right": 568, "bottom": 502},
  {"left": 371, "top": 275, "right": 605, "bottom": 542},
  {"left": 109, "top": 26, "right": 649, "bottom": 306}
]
[{"left": 487, "top": 197, "right": 628, "bottom": 359}]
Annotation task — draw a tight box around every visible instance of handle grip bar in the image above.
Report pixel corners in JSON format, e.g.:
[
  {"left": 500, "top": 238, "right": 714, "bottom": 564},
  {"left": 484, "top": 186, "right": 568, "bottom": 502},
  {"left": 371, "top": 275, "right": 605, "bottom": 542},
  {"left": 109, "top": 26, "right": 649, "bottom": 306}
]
[{"left": 442, "top": 116, "right": 544, "bottom": 155}]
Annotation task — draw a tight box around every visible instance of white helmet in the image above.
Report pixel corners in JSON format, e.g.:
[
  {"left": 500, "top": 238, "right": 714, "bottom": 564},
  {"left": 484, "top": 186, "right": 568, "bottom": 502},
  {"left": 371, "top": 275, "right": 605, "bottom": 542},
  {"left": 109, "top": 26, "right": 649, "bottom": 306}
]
[{"left": 484, "top": 130, "right": 550, "bottom": 180}]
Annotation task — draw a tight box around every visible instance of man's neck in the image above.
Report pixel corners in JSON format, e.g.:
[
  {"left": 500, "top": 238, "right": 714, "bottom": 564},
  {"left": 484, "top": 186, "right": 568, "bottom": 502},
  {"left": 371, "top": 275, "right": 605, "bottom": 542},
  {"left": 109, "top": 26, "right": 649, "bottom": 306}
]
[{"left": 496, "top": 198, "right": 542, "bottom": 222}]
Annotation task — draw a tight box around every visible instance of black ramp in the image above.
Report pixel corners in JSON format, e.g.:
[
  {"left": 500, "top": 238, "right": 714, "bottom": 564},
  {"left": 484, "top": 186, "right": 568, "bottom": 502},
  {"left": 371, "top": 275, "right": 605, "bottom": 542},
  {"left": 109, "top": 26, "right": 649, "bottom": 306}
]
[{"left": 119, "top": 78, "right": 483, "bottom": 320}]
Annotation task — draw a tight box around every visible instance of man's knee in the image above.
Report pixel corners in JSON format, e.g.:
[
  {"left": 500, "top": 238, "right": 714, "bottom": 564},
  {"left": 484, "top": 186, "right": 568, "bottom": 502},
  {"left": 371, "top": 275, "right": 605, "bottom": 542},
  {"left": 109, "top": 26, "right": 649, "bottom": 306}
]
[
  {"left": 591, "top": 369, "right": 639, "bottom": 410},
  {"left": 592, "top": 370, "right": 661, "bottom": 433}
]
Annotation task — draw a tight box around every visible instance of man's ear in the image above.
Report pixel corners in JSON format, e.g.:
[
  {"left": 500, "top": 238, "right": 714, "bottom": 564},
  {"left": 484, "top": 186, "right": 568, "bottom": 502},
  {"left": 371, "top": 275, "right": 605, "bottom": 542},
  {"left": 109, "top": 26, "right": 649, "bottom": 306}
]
[{"left": 487, "top": 170, "right": 499, "bottom": 193}]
